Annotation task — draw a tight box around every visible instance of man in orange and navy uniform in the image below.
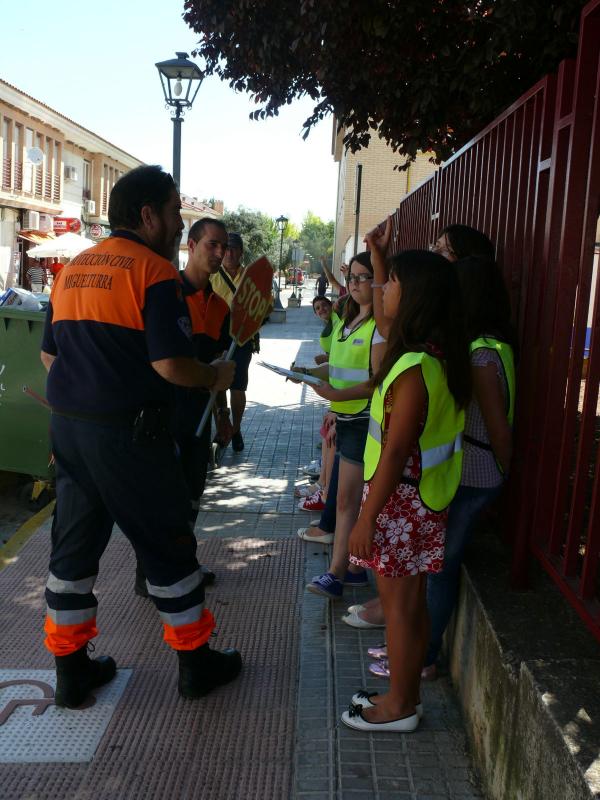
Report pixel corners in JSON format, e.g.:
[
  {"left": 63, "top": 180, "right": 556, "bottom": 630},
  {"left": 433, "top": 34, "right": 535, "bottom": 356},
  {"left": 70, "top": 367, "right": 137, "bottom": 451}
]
[
  {"left": 40, "top": 165, "right": 242, "bottom": 707},
  {"left": 133, "top": 216, "right": 233, "bottom": 595},
  {"left": 176, "top": 217, "right": 233, "bottom": 524}
]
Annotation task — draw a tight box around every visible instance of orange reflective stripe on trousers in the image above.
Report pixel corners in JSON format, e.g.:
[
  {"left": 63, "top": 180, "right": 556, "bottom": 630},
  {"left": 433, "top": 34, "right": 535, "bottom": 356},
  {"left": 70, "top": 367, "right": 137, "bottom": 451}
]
[{"left": 163, "top": 608, "right": 216, "bottom": 651}]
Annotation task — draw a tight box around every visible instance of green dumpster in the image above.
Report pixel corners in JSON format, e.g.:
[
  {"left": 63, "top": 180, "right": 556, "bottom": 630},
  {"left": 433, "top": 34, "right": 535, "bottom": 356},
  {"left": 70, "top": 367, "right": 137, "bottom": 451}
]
[{"left": 0, "top": 306, "right": 53, "bottom": 478}]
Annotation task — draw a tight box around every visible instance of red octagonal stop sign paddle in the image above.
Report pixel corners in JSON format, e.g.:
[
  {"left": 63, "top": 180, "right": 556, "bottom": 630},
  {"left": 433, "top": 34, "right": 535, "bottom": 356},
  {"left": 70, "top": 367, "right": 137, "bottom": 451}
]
[
  {"left": 195, "top": 256, "right": 274, "bottom": 438},
  {"left": 229, "top": 256, "right": 274, "bottom": 346}
]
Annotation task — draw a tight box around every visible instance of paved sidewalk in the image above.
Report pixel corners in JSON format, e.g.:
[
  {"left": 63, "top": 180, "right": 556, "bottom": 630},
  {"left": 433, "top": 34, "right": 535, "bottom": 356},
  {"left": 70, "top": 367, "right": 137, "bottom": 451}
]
[{"left": 0, "top": 291, "right": 484, "bottom": 799}]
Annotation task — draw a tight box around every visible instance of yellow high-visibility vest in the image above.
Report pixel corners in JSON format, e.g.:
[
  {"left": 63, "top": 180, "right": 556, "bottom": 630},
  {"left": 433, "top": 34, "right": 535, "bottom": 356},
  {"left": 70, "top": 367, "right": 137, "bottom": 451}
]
[
  {"left": 470, "top": 337, "right": 515, "bottom": 425},
  {"left": 319, "top": 311, "right": 340, "bottom": 355},
  {"left": 329, "top": 316, "right": 376, "bottom": 414},
  {"left": 364, "top": 351, "right": 464, "bottom": 512}
]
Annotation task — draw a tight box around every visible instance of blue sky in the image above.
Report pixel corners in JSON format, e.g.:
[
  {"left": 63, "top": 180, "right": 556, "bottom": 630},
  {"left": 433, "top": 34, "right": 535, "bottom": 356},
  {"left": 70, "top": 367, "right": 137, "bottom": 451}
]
[{"left": 0, "top": 0, "right": 338, "bottom": 226}]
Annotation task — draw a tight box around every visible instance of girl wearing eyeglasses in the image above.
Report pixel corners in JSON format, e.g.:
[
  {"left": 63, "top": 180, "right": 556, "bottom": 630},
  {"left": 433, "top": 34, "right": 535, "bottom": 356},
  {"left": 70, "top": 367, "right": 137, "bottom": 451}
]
[{"left": 297, "top": 253, "right": 387, "bottom": 599}]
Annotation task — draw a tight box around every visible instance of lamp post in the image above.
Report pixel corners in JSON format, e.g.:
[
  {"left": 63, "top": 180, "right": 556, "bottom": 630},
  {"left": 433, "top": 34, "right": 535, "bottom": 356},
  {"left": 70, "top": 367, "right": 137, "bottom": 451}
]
[
  {"left": 155, "top": 52, "right": 203, "bottom": 188},
  {"left": 275, "top": 214, "right": 288, "bottom": 310}
]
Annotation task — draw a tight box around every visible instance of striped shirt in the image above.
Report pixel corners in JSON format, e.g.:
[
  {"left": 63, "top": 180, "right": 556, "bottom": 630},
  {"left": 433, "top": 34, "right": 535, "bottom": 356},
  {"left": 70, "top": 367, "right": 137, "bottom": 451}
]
[
  {"left": 27, "top": 265, "right": 47, "bottom": 289},
  {"left": 462, "top": 348, "right": 507, "bottom": 488}
]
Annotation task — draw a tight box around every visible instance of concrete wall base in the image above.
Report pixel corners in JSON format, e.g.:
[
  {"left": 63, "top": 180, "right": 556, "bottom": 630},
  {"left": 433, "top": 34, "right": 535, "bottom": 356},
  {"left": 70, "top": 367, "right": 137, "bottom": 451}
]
[
  {"left": 447, "top": 529, "right": 600, "bottom": 800},
  {"left": 268, "top": 308, "right": 286, "bottom": 323}
]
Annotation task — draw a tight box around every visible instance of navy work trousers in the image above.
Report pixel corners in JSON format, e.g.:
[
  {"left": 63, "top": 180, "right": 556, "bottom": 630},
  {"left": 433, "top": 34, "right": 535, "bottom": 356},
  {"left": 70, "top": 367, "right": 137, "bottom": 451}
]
[{"left": 45, "top": 414, "right": 210, "bottom": 655}]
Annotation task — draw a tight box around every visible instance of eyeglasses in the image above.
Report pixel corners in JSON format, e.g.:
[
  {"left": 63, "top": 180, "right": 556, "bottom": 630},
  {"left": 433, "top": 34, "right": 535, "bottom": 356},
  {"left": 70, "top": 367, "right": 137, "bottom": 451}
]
[
  {"left": 346, "top": 273, "right": 374, "bottom": 285},
  {"left": 431, "top": 238, "right": 456, "bottom": 259}
]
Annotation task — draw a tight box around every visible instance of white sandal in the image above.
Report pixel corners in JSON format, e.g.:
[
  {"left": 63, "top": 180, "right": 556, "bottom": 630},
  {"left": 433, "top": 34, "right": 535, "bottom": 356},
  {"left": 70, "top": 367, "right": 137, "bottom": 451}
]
[{"left": 296, "top": 527, "right": 334, "bottom": 544}]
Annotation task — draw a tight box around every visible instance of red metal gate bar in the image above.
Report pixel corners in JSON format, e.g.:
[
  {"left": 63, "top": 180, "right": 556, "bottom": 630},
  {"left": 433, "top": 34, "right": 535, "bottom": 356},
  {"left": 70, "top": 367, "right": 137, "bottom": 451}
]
[{"left": 373, "top": 0, "right": 600, "bottom": 642}]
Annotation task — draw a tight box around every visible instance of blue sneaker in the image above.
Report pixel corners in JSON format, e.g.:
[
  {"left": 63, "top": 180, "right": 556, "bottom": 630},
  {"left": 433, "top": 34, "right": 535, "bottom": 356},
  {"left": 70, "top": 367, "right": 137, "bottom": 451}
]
[
  {"left": 343, "top": 570, "right": 369, "bottom": 587},
  {"left": 306, "top": 572, "right": 344, "bottom": 599}
]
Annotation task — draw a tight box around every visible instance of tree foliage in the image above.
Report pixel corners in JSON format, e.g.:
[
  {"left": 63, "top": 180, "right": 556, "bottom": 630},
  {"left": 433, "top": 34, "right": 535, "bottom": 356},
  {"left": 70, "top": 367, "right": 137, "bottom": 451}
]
[
  {"left": 183, "top": 0, "right": 584, "bottom": 164},
  {"left": 222, "top": 206, "right": 279, "bottom": 266},
  {"left": 299, "top": 212, "right": 334, "bottom": 261}
]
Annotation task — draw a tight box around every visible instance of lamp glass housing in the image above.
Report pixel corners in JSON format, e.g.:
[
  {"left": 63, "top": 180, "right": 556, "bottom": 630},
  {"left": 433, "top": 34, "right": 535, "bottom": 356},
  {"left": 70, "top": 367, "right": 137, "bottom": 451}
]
[{"left": 156, "top": 51, "right": 203, "bottom": 110}]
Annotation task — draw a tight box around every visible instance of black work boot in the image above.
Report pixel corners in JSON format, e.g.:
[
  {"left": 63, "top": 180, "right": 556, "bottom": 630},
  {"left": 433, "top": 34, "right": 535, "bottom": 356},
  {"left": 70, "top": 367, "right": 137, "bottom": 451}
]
[
  {"left": 134, "top": 563, "right": 149, "bottom": 598},
  {"left": 55, "top": 645, "right": 117, "bottom": 708},
  {"left": 177, "top": 644, "right": 242, "bottom": 698},
  {"left": 200, "top": 565, "right": 216, "bottom": 588}
]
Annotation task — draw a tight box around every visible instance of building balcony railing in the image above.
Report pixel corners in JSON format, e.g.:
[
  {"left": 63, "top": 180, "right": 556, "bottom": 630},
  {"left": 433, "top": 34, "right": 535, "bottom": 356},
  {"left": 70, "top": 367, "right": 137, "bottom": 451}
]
[
  {"left": 1, "top": 161, "right": 63, "bottom": 205},
  {"left": 1, "top": 157, "right": 10, "bottom": 190},
  {"left": 14, "top": 162, "right": 22, "bottom": 191}
]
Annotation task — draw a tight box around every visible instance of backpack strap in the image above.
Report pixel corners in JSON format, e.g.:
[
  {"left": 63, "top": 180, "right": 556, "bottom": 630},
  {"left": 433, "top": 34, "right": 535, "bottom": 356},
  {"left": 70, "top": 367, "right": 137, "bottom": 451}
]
[{"left": 218, "top": 267, "right": 238, "bottom": 296}]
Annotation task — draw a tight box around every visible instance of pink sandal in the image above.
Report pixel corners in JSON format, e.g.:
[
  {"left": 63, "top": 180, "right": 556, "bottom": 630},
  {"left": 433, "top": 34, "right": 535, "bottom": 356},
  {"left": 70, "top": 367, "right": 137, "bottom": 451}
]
[
  {"left": 368, "top": 658, "right": 390, "bottom": 678},
  {"left": 367, "top": 644, "right": 387, "bottom": 660}
]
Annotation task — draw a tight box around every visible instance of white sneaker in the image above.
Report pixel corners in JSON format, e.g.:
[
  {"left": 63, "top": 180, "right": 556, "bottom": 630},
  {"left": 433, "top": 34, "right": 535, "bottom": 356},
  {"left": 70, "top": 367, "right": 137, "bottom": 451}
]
[
  {"left": 294, "top": 482, "right": 321, "bottom": 498},
  {"left": 302, "top": 459, "right": 321, "bottom": 471},
  {"left": 350, "top": 691, "right": 423, "bottom": 718},
  {"left": 341, "top": 705, "right": 419, "bottom": 732}
]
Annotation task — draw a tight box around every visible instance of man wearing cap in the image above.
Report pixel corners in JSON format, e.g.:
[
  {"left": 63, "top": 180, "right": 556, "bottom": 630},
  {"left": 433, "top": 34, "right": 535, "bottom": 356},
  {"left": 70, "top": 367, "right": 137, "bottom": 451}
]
[{"left": 210, "top": 232, "right": 255, "bottom": 452}]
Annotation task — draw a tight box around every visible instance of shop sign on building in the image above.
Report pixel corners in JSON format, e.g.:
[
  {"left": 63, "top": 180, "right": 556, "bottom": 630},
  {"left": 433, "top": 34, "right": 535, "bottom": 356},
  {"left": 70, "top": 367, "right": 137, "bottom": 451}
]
[
  {"left": 89, "top": 224, "right": 104, "bottom": 239},
  {"left": 53, "top": 218, "right": 81, "bottom": 234}
]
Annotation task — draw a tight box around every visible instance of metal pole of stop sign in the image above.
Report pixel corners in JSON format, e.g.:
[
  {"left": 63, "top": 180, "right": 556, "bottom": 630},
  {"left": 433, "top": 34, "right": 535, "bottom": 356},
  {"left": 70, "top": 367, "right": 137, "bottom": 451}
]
[{"left": 194, "top": 339, "right": 238, "bottom": 439}]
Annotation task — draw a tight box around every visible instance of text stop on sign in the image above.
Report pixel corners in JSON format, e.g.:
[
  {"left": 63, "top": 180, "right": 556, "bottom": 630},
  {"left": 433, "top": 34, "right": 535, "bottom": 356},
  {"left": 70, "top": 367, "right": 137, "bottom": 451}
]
[{"left": 229, "top": 256, "right": 274, "bottom": 346}]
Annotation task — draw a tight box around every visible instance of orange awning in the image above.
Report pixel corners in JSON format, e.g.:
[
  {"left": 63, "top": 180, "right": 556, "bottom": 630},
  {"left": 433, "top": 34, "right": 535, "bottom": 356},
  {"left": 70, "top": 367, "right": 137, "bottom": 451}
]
[{"left": 18, "top": 230, "right": 57, "bottom": 245}]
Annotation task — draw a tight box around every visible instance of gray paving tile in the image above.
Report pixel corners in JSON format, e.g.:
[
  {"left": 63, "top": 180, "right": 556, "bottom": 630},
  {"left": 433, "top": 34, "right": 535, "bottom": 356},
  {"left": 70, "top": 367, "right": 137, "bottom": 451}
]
[
  {"left": 296, "top": 779, "right": 332, "bottom": 793},
  {"left": 376, "top": 777, "right": 413, "bottom": 791},
  {"left": 340, "top": 776, "right": 377, "bottom": 791}
]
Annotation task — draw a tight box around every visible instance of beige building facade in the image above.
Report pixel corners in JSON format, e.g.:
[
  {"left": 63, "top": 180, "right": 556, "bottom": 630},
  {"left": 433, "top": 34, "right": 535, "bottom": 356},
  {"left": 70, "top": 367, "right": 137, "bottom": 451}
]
[
  {"left": 331, "top": 122, "right": 438, "bottom": 277},
  {"left": 0, "top": 79, "right": 144, "bottom": 290},
  {"left": 0, "top": 79, "right": 222, "bottom": 288}
]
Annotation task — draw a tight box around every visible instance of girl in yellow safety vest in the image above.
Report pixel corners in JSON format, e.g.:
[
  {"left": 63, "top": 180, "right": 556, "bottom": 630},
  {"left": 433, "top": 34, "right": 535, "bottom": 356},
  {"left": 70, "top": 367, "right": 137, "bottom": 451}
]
[
  {"left": 312, "top": 295, "right": 337, "bottom": 365},
  {"left": 341, "top": 249, "right": 471, "bottom": 733},
  {"left": 294, "top": 295, "right": 338, "bottom": 507},
  {"left": 296, "top": 252, "right": 387, "bottom": 597},
  {"left": 361, "top": 222, "right": 514, "bottom": 684},
  {"left": 421, "top": 254, "right": 516, "bottom": 678}
]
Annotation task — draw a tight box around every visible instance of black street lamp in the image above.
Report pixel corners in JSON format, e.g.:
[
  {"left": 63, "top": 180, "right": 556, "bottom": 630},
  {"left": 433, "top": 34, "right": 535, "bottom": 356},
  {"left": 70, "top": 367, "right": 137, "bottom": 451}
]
[
  {"left": 275, "top": 214, "right": 288, "bottom": 309},
  {"left": 156, "top": 52, "right": 203, "bottom": 188}
]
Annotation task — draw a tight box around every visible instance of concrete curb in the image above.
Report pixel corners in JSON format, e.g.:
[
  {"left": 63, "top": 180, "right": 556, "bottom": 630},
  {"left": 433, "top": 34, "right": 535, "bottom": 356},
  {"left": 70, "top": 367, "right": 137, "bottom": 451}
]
[
  {"left": 0, "top": 500, "right": 54, "bottom": 572},
  {"left": 448, "top": 531, "right": 600, "bottom": 800}
]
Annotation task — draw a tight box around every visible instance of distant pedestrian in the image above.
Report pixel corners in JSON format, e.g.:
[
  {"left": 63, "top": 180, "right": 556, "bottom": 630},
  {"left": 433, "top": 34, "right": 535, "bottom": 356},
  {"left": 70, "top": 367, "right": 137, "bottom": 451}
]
[
  {"left": 316, "top": 270, "right": 329, "bottom": 297},
  {"left": 26, "top": 262, "right": 47, "bottom": 292}
]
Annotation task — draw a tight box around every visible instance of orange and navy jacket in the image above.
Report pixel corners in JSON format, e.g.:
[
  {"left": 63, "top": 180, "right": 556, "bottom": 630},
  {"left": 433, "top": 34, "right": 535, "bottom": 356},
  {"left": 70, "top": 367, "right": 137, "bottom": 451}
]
[
  {"left": 42, "top": 231, "right": 194, "bottom": 414},
  {"left": 182, "top": 273, "right": 230, "bottom": 358},
  {"left": 174, "top": 274, "right": 230, "bottom": 437}
]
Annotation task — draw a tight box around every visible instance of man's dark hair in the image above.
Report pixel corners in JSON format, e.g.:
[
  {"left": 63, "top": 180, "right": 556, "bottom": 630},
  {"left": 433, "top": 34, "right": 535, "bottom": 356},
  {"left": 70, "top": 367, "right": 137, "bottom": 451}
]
[
  {"left": 188, "top": 217, "right": 227, "bottom": 243},
  {"left": 108, "top": 165, "right": 176, "bottom": 230}
]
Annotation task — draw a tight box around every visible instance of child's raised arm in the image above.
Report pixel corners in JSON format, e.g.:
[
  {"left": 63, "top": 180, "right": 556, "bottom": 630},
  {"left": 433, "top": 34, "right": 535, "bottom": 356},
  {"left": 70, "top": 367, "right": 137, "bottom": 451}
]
[
  {"left": 364, "top": 217, "right": 392, "bottom": 339},
  {"left": 349, "top": 366, "right": 426, "bottom": 561},
  {"left": 321, "top": 256, "right": 344, "bottom": 293}
]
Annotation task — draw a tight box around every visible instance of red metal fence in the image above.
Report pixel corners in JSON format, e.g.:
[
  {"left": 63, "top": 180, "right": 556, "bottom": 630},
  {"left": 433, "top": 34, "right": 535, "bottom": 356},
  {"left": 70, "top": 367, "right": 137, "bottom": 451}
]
[{"left": 386, "top": 0, "right": 600, "bottom": 641}]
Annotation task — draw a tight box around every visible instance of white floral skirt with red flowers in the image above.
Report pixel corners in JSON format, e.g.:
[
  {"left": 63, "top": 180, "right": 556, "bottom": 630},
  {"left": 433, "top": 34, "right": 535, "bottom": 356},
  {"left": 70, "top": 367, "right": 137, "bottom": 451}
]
[{"left": 350, "top": 481, "right": 447, "bottom": 578}]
